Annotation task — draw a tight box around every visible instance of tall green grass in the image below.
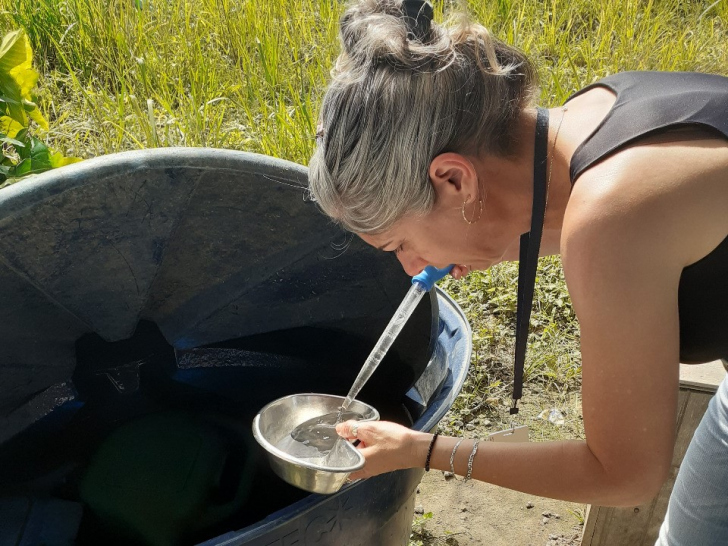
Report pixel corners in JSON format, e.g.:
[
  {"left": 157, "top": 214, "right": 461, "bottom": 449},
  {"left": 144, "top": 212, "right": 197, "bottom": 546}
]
[
  {"left": 1, "top": 0, "right": 341, "bottom": 159},
  {"left": 1, "top": 0, "right": 726, "bottom": 400},
  {"left": 1, "top": 0, "right": 726, "bottom": 161}
]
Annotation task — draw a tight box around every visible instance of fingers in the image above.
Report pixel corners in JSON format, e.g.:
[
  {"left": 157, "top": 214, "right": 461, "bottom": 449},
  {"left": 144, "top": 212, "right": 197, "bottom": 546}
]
[
  {"left": 450, "top": 264, "right": 471, "bottom": 280},
  {"left": 338, "top": 421, "right": 370, "bottom": 481},
  {"left": 336, "top": 420, "right": 416, "bottom": 481},
  {"left": 347, "top": 469, "right": 366, "bottom": 481},
  {"left": 335, "top": 419, "right": 362, "bottom": 441}
]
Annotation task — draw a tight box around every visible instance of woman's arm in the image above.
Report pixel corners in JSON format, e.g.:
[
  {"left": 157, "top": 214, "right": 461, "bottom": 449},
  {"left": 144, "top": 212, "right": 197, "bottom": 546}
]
[
  {"left": 442, "top": 192, "right": 682, "bottom": 506},
  {"left": 339, "top": 423, "right": 660, "bottom": 506}
]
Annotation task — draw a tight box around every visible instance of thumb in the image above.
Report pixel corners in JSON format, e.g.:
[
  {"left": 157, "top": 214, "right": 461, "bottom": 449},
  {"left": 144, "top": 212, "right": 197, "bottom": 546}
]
[
  {"left": 451, "top": 264, "right": 470, "bottom": 279},
  {"left": 335, "top": 419, "right": 366, "bottom": 441}
]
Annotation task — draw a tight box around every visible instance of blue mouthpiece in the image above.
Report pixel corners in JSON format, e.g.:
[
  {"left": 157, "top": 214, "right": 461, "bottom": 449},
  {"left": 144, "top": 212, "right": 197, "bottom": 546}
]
[{"left": 411, "top": 265, "right": 454, "bottom": 291}]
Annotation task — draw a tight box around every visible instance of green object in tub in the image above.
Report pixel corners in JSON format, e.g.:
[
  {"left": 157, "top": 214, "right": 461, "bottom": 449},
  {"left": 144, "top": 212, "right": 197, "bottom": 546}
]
[{"left": 79, "top": 411, "right": 256, "bottom": 546}]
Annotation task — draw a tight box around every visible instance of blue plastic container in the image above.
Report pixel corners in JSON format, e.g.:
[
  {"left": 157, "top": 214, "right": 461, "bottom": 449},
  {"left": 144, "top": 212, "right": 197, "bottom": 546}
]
[{"left": 0, "top": 149, "right": 471, "bottom": 546}]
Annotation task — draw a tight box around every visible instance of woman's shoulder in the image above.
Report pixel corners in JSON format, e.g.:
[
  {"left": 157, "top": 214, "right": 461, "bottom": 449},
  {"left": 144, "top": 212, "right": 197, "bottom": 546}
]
[{"left": 562, "top": 133, "right": 728, "bottom": 271}]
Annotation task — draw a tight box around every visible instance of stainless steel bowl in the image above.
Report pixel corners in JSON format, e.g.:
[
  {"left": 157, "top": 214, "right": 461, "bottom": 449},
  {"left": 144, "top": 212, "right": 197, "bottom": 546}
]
[{"left": 252, "top": 393, "right": 379, "bottom": 494}]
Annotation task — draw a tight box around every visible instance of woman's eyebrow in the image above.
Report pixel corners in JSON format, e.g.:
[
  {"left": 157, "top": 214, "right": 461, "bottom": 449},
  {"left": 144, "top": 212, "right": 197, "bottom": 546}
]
[{"left": 377, "top": 241, "right": 394, "bottom": 251}]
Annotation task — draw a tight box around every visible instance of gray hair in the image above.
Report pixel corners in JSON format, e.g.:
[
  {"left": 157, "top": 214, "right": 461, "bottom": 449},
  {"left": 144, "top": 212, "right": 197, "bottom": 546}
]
[{"left": 308, "top": 0, "right": 537, "bottom": 234}]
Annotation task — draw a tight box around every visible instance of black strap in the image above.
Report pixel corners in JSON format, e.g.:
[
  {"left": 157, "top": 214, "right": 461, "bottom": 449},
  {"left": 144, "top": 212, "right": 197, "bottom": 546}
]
[{"left": 510, "top": 107, "right": 550, "bottom": 415}]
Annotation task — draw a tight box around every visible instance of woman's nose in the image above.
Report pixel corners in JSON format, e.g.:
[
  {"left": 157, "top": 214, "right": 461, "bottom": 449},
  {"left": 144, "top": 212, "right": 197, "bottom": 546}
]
[{"left": 396, "top": 251, "right": 428, "bottom": 277}]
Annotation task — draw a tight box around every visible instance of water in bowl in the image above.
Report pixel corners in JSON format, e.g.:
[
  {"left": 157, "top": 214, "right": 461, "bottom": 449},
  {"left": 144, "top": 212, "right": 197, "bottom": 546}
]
[{"left": 275, "top": 410, "right": 364, "bottom": 465}]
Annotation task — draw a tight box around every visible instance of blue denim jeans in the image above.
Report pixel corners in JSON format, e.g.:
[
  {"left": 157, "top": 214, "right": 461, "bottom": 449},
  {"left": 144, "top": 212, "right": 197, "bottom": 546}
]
[{"left": 656, "top": 369, "right": 728, "bottom": 545}]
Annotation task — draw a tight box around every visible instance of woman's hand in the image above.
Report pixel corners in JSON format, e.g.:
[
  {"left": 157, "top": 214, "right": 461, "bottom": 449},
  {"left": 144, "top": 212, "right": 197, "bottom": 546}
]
[
  {"left": 335, "top": 420, "right": 430, "bottom": 480},
  {"left": 450, "top": 264, "right": 470, "bottom": 279}
]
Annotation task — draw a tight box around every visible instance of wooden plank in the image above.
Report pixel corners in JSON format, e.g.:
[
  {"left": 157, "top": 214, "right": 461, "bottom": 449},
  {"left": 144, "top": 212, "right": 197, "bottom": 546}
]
[
  {"left": 581, "top": 505, "right": 597, "bottom": 544},
  {"left": 603, "top": 504, "right": 652, "bottom": 545},
  {"left": 581, "top": 489, "right": 661, "bottom": 545},
  {"left": 679, "top": 360, "right": 726, "bottom": 391},
  {"left": 582, "top": 504, "right": 609, "bottom": 546}
]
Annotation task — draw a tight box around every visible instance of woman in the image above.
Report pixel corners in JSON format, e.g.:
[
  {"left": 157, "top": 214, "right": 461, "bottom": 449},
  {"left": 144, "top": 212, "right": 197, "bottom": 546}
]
[{"left": 307, "top": 1, "right": 728, "bottom": 544}]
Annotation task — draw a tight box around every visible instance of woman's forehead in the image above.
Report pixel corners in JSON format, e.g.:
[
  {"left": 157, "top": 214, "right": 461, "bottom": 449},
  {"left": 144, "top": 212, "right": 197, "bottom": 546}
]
[{"left": 358, "top": 231, "right": 396, "bottom": 250}]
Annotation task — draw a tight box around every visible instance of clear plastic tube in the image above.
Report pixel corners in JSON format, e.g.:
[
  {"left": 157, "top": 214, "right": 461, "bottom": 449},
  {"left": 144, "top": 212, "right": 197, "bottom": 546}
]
[{"left": 339, "top": 281, "right": 428, "bottom": 413}]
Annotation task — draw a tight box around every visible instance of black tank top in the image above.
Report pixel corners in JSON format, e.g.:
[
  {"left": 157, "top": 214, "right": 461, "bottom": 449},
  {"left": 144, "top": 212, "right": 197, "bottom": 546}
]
[{"left": 566, "top": 71, "right": 728, "bottom": 363}]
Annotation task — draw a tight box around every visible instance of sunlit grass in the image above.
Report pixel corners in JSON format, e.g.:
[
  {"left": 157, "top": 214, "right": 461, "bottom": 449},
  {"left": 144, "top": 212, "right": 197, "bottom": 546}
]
[
  {"left": 2, "top": 0, "right": 725, "bottom": 160},
  {"left": 1, "top": 0, "right": 340, "bottom": 159},
  {"left": 1, "top": 0, "right": 726, "bottom": 406}
]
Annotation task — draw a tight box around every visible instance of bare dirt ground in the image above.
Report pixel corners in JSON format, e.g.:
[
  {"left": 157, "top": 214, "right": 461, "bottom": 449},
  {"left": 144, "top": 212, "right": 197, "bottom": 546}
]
[
  {"left": 412, "top": 471, "right": 584, "bottom": 546},
  {"left": 410, "top": 388, "right": 586, "bottom": 546}
]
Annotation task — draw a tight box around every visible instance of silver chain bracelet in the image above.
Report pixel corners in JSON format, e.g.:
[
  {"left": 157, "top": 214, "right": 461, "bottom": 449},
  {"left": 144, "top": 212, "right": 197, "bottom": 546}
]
[
  {"left": 449, "top": 438, "right": 465, "bottom": 476},
  {"left": 465, "top": 440, "right": 480, "bottom": 481}
]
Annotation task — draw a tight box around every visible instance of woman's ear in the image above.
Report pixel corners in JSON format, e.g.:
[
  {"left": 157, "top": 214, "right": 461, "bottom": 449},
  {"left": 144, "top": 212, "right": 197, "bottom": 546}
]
[{"left": 429, "top": 153, "right": 479, "bottom": 204}]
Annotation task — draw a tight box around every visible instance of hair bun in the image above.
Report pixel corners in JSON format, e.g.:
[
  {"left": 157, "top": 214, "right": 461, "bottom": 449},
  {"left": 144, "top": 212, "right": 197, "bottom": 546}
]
[{"left": 338, "top": 0, "right": 447, "bottom": 73}]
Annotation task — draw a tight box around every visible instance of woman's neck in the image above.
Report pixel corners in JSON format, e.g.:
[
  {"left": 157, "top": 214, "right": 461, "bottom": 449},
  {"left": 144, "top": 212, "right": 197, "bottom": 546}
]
[{"left": 463, "top": 107, "right": 574, "bottom": 261}]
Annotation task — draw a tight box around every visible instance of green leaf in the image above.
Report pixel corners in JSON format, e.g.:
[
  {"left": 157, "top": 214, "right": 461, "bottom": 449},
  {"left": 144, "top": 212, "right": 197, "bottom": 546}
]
[
  {"left": 7, "top": 157, "right": 31, "bottom": 177},
  {"left": 0, "top": 30, "right": 37, "bottom": 96},
  {"left": 0, "top": 114, "right": 24, "bottom": 137},
  {"left": 0, "top": 134, "right": 24, "bottom": 147},
  {"left": 23, "top": 99, "right": 48, "bottom": 130},
  {"left": 28, "top": 136, "right": 52, "bottom": 172},
  {"left": 49, "top": 150, "right": 82, "bottom": 168},
  {"left": 0, "top": 30, "right": 42, "bottom": 127},
  {"left": 14, "top": 128, "right": 30, "bottom": 159}
]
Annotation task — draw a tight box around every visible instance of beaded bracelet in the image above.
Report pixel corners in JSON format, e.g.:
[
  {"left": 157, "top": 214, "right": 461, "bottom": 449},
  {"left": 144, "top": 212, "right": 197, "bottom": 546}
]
[
  {"left": 425, "top": 432, "right": 439, "bottom": 472},
  {"left": 464, "top": 440, "right": 480, "bottom": 481},
  {"left": 449, "top": 438, "right": 465, "bottom": 476}
]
